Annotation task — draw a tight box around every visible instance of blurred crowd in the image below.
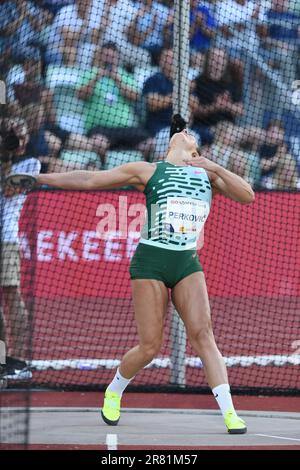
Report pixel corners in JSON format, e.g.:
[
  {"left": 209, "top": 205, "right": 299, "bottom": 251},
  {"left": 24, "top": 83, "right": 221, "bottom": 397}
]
[{"left": 1, "top": 0, "right": 300, "bottom": 190}]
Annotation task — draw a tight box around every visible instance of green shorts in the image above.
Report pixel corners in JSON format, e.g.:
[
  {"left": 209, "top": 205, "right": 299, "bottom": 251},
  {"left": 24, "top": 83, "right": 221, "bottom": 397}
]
[{"left": 129, "top": 243, "right": 203, "bottom": 289}]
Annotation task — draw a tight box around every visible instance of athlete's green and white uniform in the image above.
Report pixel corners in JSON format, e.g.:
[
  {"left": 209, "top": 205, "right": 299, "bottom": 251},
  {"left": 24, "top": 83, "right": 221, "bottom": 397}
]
[
  {"left": 130, "top": 161, "right": 212, "bottom": 287},
  {"left": 105, "top": 163, "right": 247, "bottom": 433}
]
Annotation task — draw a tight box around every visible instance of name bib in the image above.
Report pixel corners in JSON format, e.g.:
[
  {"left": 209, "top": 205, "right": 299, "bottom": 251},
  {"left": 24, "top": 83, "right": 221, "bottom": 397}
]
[{"left": 165, "top": 197, "right": 210, "bottom": 235}]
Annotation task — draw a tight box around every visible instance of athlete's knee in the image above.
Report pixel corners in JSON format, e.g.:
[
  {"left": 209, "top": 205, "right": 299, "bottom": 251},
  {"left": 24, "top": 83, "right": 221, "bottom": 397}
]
[
  {"left": 187, "top": 318, "right": 214, "bottom": 351},
  {"left": 139, "top": 340, "right": 162, "bottom": 362}
]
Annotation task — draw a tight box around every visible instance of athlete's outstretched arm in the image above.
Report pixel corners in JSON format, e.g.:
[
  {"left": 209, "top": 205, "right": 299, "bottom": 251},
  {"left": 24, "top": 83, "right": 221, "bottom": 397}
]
[
  {"left": 210, "top": 165, "right": 255, "bottom": 204},
  {"left": 184, "top": 156, "right": 255, "bottom": 204},
  {"left": 37, "top": 162, "right": 149, "bottom": 190}
]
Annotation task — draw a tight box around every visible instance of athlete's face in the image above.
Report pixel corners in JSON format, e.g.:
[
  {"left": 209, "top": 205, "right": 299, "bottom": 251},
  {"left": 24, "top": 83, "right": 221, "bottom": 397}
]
[{"left": 169, "top": 129, "right": 198, "bottom": 152}]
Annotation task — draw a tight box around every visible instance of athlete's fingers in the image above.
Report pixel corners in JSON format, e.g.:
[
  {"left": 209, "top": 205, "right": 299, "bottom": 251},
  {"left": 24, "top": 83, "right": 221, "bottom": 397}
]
[
  {"left": 183, "top": 155, "right": 219, "bottom": 172},
  {"left": 183, "top": 156, "right": 209, "bottom": 166}
]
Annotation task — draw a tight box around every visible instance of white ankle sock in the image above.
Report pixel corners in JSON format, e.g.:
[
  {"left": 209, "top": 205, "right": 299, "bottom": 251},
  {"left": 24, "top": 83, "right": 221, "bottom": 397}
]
[
  {"left": 107, "top": 368, "right": 133, "bottom": 396},
  {"left": 212, "top": 383, "right": 236, "bottom": 417}
]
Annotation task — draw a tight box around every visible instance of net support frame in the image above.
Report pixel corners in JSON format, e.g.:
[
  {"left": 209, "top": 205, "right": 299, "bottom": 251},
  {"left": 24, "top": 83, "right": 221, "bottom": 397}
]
[{"left": 170, "top": 0, "right": 190, "bottom": 386}]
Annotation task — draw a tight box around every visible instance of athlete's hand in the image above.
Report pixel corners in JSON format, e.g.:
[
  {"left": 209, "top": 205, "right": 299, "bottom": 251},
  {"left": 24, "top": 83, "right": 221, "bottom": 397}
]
[{"left": 183, "top": 154, "right": 220, "bottom": 173}]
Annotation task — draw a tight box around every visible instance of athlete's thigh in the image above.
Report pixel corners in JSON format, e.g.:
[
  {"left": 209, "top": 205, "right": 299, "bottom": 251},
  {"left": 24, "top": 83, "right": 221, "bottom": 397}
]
[
  {"left": 131, "top": 279, "right": 169, "bottom": 345},
  {"left": 171, "top": 272, "right": 211, "bottom": 334}
]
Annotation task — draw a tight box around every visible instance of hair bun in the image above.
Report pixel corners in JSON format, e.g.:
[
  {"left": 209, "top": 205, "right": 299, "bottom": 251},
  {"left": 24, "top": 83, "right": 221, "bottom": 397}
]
[{"left": 169, "top": 114, "right": 187, "bottom": 139}]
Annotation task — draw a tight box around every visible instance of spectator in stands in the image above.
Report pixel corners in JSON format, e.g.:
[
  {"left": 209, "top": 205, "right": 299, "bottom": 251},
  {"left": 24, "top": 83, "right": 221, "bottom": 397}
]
[
  {"left": 0, "top": 117, "right": 40, "bottom": 380},
  {"left": 24, "top": 104, "right": 104, "bottom": 173},
  {"left": 0, "top": 0, "right": 53, "bottom": 67},
  {"left": 258, "top": 119, "right": 298, "bottom": 189},
  {"left": 190, "top": 47, "right": 244, "bottom": 145},
  {"left": 214, "top": 0, "right": 261, "bottom": 55},
  {"left": 21, "top": 103, "right": 64, "bottom": 171},
  {"left": 164, "top": 0, "right": 217, "bottom": 68},
  {"left": 208, "top": 118, "right": 298, "bottom": 189},
  {"left": 142, "top": 47, "right": 174, "bottom": 137},
  {"left": 77, "top": 43, "right": 154, "bottom": 160},
  {"left": 258, "top": 0, "right": 300, "bottom": 46},
  {"left": 189, "top": 0, "right": 217, "bottom": 66},
  {"left": 43, "top": 0, "right": 103, "bottom": 66},
  {"left": 39, "top": 1, "right": 75, "bottom": 16},
  {"left": 98, "top": 0, "right": 152, "bottom": 68},
  {"left": 257, "top": 0, "right": 299, "bottom": 83},
  {"left": 142, "top": 47, "right": 201, "bottom": 160},
  {"left": 209, "top": 121, "right": 262, "bottom": 186},
  {"left": 290, "top": 0, "right": 300, "bottom": 16},
  {"left": 5, "top": 56, "right": 56, "bottom": 132},
  {"left": 44, "top": 0, "right": 151, "bottom": 68},
  {"left": 6, "top": 56, "right": 109, "bottom": 169},
  {"left": 6, "top": 57, "right": 46, "bottom": 111},
  {"left": 127, "top": 0, "right": 171, "bottom": 65}
]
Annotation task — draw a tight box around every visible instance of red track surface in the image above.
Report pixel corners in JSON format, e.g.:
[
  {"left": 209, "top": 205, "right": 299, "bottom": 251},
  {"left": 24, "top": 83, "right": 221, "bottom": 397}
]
[
  {"left": 1, "top": 393, "right": 299, "bottom": 451},
  {"left": 1, "top": 391, "right": 300, "bottom": 411}
]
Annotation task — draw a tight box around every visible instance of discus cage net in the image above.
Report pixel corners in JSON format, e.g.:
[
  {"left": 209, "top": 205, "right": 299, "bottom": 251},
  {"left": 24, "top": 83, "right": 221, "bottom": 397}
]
[{"left": 1, "top": 0, "right": 300, "bottom": 448}]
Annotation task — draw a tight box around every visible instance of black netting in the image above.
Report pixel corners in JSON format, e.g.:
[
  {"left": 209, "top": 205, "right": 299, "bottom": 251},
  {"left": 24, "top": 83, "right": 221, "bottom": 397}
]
[
  {"left": 0, "top": 1, "right": 299, "bottom": 434},
  {"left": 1, "top": 157, "right": 33, "bottom": 449}
]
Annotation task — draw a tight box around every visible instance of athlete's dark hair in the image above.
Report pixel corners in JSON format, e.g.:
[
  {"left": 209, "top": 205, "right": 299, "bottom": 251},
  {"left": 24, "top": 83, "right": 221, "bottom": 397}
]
[{"left": 169, "top": 114, "right": 187, "bottom": 139}]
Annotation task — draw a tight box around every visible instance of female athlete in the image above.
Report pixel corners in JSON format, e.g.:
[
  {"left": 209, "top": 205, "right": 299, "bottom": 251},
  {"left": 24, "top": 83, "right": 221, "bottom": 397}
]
[{"left": 37, "top": 118, "right": 254, "bottom": 434}]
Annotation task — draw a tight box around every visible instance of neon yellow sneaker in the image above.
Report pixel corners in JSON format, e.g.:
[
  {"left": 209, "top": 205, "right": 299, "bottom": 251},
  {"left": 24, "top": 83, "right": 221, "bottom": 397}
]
[
  {"left": 224, "top": 410, "right": 247, "bottom": 434},
  {"left": 101, "top": 390, "right": 121, "bottom": 426}
]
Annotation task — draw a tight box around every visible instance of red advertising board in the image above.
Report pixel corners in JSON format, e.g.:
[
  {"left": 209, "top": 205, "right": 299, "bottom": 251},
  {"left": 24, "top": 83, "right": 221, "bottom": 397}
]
[
  {"left": 19, "top": 190, "right": 300, "bottom": 298},
  {"left": 16, "top": 190, "right": 300, "bottom": 390}
]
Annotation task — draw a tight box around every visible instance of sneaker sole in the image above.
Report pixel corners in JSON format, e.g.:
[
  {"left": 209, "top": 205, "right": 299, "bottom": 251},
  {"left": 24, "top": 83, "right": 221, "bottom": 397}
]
[
  {"left": 101, "top": 410, "right": 119, "bottom": 426},
  {"left": 227, "top": 427, "right": 247, "bottom": 434}
]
